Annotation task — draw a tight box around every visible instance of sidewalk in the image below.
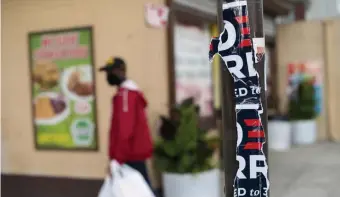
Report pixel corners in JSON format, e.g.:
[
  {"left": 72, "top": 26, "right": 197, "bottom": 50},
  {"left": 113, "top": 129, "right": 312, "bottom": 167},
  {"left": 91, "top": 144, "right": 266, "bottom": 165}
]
[{"left": 269, "top": 142, "right": 340, "bottom": 197}]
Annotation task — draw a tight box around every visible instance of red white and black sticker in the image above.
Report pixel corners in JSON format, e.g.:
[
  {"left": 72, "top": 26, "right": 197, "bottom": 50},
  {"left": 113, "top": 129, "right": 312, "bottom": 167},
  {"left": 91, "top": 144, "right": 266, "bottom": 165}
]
[{"left": 209, "top": 1, "right": 269, "bottom": 196}]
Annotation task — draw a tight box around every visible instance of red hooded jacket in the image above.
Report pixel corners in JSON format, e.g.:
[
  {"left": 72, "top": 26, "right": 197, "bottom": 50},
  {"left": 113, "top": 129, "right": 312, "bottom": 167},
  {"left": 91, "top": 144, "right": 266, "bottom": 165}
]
[{"left": 109, "top": 80, "right": 153, "bottom": 163}]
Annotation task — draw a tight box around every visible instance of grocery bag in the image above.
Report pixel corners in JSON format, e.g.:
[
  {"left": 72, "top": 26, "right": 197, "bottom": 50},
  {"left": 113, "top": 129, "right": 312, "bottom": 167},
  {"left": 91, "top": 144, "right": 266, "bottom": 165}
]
[
  {"left": 98, "top": 176, "right": 113, "bottom": 197},
  {"left": 98, "top": 160, "right": 155, "bottom": 197}
]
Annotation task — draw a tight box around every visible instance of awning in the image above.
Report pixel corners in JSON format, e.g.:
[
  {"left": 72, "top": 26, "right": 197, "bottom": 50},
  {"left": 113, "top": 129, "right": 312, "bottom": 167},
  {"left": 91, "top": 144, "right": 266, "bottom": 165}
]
[
  {"left": 264, "top": 0, "right": 295, "bottom": 16},
  {"left": 172, "top": 0, "right": 296, "bottom": 17}
]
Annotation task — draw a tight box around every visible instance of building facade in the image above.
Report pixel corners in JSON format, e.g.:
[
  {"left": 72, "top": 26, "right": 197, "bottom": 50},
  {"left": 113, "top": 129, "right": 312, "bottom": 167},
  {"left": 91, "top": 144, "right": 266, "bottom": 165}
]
[
  {"left": 2, "top": 0, "right": 169, "bottom": 196},
  {"left": 2, "top": 0, "right": 294, "bottom": 197}
]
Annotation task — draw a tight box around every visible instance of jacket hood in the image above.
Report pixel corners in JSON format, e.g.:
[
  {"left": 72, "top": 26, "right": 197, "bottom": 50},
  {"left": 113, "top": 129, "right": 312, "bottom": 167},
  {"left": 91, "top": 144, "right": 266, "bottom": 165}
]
[{"left": 120, "top": 79, "right": 147, "bottom": 107}]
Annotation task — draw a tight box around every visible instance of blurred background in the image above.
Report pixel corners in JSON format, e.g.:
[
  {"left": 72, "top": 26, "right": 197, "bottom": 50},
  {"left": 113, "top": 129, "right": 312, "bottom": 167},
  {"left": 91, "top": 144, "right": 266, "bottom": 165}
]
[{"left": 1, "top": 0, "right": 340, "bottom": 197}]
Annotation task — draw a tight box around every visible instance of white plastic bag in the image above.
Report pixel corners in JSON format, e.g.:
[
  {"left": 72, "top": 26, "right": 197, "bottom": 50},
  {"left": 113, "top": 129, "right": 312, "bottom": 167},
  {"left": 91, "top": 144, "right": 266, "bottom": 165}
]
[
  {"left": 98, "top": 160, "right": 155, "bottom": 197},
  {"left": 98, "top": 176, "right": 114, "bottom": 197}
]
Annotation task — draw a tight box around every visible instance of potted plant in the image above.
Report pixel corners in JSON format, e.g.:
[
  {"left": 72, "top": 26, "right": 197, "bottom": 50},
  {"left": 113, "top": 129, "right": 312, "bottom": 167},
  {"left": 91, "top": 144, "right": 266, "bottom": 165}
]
[
  {"left": 154, "top": 98, "right": 220, "bottom": 197},
  {"left": 268, "top": 113, "right": 291, "bottom": 151},
  {"left": 288, "top": 77, "right": 317, "bottom": 145}
]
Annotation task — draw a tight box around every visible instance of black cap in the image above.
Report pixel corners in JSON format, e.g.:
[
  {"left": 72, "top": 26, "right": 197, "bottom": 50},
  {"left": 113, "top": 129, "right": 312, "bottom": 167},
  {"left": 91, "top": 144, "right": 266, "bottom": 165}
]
[{"left": 99, "top": 57, "right": 126, "bottom": 72}]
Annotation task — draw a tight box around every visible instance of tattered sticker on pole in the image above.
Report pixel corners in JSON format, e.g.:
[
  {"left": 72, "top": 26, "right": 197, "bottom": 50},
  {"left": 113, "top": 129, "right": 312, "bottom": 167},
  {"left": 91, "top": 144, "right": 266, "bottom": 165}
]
[{"left": 209, "top": 1, "right": 269, "bottom": 197}]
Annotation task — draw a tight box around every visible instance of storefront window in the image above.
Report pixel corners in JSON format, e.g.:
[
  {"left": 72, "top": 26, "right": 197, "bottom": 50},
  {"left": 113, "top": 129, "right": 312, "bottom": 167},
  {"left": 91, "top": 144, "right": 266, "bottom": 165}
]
[{"left": 174, "top": 21, "right": 213, "bottom": 117}]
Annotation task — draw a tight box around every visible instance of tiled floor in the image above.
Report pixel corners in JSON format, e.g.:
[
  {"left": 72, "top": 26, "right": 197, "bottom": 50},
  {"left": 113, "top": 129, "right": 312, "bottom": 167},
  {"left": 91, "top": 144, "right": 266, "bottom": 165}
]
[
  {"left": 269, "top": 143, "right": 340, "bottom": 197},
  {"left": 219, "top": 143, "right": 340, "bottom": 197}
]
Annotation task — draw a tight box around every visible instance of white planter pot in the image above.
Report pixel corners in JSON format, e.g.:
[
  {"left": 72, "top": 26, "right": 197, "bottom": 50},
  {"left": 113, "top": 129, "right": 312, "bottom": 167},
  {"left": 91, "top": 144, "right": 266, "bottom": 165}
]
[
  {"left": 162, "top": 169, "right": 220, "bottom": 197},
  {"left": 292, "top": 120, "right": 317, "bottom": 145},
  {"left": 268, "top": 120, "right": 292, "bottom": 151}
]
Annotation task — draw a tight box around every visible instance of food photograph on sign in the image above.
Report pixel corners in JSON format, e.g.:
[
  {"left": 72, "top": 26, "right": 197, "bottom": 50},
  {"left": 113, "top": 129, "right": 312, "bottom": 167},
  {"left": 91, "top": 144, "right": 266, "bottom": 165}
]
[{"left": 29, "top": 27, "right": 97, "bottom": 150}]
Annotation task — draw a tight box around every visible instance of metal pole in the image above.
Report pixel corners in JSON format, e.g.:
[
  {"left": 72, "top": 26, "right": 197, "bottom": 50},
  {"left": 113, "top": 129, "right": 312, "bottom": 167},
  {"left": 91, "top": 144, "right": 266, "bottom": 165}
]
[
  {"left": 212, "top": 0, "right": 269, "bottom": 197},
  {"left": 216, "top": 1, "right": 238, "bottom": 197}
]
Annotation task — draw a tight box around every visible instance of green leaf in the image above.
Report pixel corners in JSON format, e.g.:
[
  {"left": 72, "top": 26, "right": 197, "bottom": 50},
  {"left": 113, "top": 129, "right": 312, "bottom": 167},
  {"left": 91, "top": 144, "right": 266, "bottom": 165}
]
[
  {"left": 162, "top": 140, "right": 179, "bottom": 157},
  {"left": 153, "top": 98, "right": 221, "bottom": 174},
  {"left": 288, "top": 79, "right": 316, "bottom": 121},
  {"left": 154, "top": 156, "right": 170, "bottom": 172}
]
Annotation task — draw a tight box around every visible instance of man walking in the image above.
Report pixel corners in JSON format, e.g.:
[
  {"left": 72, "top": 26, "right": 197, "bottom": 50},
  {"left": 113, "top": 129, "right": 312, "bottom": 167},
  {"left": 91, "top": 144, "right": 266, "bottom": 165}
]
[{"left": 100, "top": 57, "right": 153, "bottom": 186}]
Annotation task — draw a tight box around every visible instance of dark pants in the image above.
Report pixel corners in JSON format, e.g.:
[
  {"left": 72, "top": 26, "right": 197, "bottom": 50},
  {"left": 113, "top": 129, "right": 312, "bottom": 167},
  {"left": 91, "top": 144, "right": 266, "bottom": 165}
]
[{"left": 125, "top": 161, "right": 152, "bottom": 187}]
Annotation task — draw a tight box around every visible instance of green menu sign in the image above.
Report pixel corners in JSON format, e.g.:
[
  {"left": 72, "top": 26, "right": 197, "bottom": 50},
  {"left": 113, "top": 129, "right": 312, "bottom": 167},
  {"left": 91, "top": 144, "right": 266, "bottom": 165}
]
[{"left": 28, "top": 27, "right": 98, "bottom": 150}]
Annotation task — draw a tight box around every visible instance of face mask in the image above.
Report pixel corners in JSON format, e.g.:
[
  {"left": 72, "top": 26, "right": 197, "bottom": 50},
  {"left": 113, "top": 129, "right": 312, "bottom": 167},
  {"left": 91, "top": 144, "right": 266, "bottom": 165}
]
[{"left": 106, "top": 73, "right": 123, "bottom": 86}]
